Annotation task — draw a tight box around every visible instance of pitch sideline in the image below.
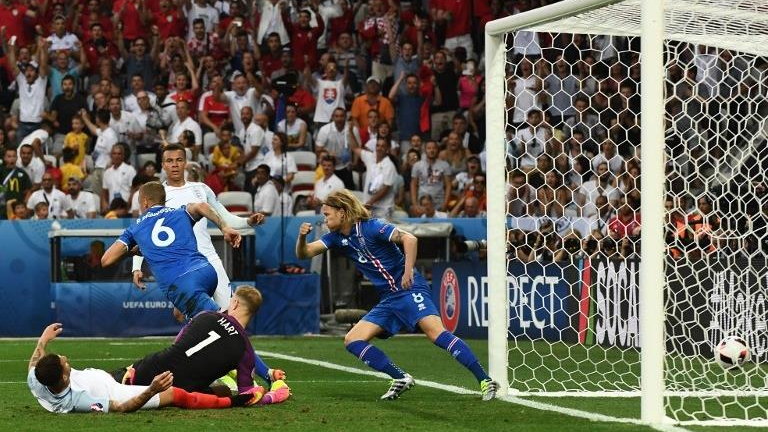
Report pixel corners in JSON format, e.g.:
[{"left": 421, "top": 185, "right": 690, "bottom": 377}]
[{"left": 259, "top": 350, "right": 692, "bottom": 432}]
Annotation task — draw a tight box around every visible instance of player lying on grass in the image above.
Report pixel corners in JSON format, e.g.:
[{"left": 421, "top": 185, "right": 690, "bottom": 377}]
[
  {"left": 114, "top": 285, "right": 289, "bottom": 406},
  {"left": 296, "top": 189, "right": 499, "bottom": 401},
  {"left": 101, "top": 181, "right": 240, "bottom": 321},
  {"left": 27, "top": 323, "right": 261, "bottom": 413}
]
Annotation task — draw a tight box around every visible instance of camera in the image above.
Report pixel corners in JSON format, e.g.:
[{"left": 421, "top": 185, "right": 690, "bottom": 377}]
[
  {"left": 453, "top": 237, "right": 487, "bottom": 254},
  {"left": 274, "top": 71, "right": 298, "bottom": 96}
]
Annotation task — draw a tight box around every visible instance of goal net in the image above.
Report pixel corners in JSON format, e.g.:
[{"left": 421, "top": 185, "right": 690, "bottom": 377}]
[{"left": 485, "top": 0, "right": 768, "bottom": 426}]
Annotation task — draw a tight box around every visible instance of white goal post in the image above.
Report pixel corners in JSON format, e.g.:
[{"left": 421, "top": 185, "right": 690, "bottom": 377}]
[{"left": 485, "top": 0, "right": 768, "bottom": 426}]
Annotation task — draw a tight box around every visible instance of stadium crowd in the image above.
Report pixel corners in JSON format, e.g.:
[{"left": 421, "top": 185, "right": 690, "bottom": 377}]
[
  {"left": 1, "top": 0, "right": 764, "bottom": 263},
  {"left": 0, "top": 0, "right": 506, "bottom": 223}
]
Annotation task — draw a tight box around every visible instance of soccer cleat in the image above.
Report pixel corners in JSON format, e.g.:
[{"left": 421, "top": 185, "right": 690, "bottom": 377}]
[
  {"left": 380, "top": 374, "right": 415, "bottom": 400},
  {"left": 480, "top": 379, "right": 499, "bottom": 401}
]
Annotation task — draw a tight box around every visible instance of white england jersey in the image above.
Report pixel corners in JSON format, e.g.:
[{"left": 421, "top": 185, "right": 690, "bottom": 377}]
[
  {"left": 163, "top": 181, "right": 220, "bottom": 260},
  {"left": 28, "top": 367, "right": 159, "bottom": 413}
]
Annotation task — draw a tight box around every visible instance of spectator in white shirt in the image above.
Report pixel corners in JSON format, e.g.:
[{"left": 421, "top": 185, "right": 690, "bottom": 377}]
[
  {"left": 123, "top": 74, "right": 157, "bottom": 113},
  {"left": 271, "top": 176, "right": 294, "bottom": 217},
  {"left": 65, "top": 177, "right": 98, "bottom": 219},
  {"left": 237, "top": 106, "right": 266, "bottom": 193},
  {"left": 352, "top": 137, "right": 397, "bottom": 219},
  {"left": 308, "top": 155, "right": 345, "bottom": 210},
  {"left": 262, "top": 132, "right": 297, "bottom": 184},
  {"left": 16, "top": 143, "right": 46, "bottom": 188},
  {"left": 101, "top": 143, "right": 137, "bottom": 213},
  {"left": 252, "top": 164, "right": 279, "bottom": 215},
  {"left": 591, "top": 139, "right": 625, "bottom": 175},
  {"left": 80, "top": 108, "right": 119, "bottom": 198},
  {"left": 419, "top": 194, "right": 448, "bottom": 219},
  {"left": 5, "top": 36, "right": 51, "bottom": 144},
  {"left": 168, "top": 100, "right": 203, "bottom": 157},
  {"left": 315, "top": 107, "right": 359, "bottom": 189},
  {"left": 108, "top": 96, "right": 144, "bottom": 162},
  {"left": 47, "top": 15, "right": 80, "bottom": 54},
  {"left": 27, "top": 173, "right": 72, "bottom": 219}
]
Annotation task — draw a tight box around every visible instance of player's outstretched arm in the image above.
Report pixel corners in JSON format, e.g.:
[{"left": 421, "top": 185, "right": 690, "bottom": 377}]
[
  {"left": 204, "top": 184, "right": 264, "bottom": 228},
  {"left": 187, "top": 203, "right": 242, "bottom": 248},
  {"left": 295, "top": 222, "right": 327, "bottom": 259},
  {"left": 391, "top": 228, "right": 418, "bottom": 289},
  {"left": 29, "top": 323, "right": 62, "bottom": 370},
  {"left": 102, "top": 241, "right": 129, "bottom": 268},
  {"left": 109, "top": 371, "right": 173, "bottom": 413}
]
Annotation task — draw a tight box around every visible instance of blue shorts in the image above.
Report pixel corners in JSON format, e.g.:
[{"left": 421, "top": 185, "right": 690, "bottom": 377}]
[
  {"left": 165, "top": 264, "right": 220, "bottom": 320},
  {"left": 362, "top": 287, "right": 439, "bottom": 338}
]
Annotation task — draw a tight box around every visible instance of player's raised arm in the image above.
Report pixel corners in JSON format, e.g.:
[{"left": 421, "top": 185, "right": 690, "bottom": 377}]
[
  {"left": 295, "top": 222, "right": 327, "bottom": 259},
  {"left": 391, "top": 228, "right": 418, "bottom": 289},
  {"left": 186, "top": 202, "right": 242, "bottom": 248},
  {"left": 29, "top": 323, "right": 63, "bottom": 370}
]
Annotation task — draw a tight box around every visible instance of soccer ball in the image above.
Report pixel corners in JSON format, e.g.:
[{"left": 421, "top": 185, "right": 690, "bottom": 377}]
[{"left": 715, "top": 336, "right": 750, "bottom": 370}]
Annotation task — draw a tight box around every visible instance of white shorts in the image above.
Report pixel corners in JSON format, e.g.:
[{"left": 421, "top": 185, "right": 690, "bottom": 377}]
[
  {"left": 206, "top": 255, "right": 233, "bottom": 308},
  {"left": 83, "top": 368, "right": 161, "bottom": 410}
]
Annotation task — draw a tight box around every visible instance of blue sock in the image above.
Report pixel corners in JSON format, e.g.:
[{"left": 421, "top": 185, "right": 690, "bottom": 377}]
[
  {"left": 346, "top": 340, "right": 406, "bottom": 379},
  {"left": 434, "top": 331, "right": 490, "bottom": 382},
  {"left": 252, "top": 351, "right": 271, "bottom": 384}
]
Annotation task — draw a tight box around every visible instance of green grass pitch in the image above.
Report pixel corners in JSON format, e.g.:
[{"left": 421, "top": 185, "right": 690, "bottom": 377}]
[{"left": 0, "top": 336, "right": 765, "bottom": 432}]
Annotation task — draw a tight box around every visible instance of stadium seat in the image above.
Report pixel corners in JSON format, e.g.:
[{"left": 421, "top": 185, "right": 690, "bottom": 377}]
[
  {"left": 217, "top": 191, "right": 253, "bottom": 215},
  {"left": 136, "top": 153, "right": 156, "bottom": 169},
  {"left": 292, "top": 151, "right": 317, "bottom": 171},
  {"left": 295, "top": 209, "right": 316, "bottom": 217},
  {"left": 291, "top": 171, "right": 316, "bottom": 193}
]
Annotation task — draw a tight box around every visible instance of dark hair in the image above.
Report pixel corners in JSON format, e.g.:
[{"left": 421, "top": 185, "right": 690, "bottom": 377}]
[
  {"left": 109, "top": 197, "right": 128, "bottom": 210},
  {"left": 61, "top": 74, "right": 76, "bottom": 85},
  {"left": 162, "top": 143, "right": 187, "bottom": 158},
  {"left": 273, "top": 132, "right": 288, "bottom": 150},
  {"left": 34, "top": 354, "right": 64, "bottom": 387},
  {"left": 193, "top": 18, "right": 205, "bottom": 26},
  {"left": 95, "top": 109, "right": 110, "bottom": 125},
  {"left": 256, "top": 164, "right": 271, "bottom": 175},
  {"left": 62, "top": 147, "right": 77, "bottom": 162},
  {"left": 321, "top": 155, "right": 337, "bottom": 165}
]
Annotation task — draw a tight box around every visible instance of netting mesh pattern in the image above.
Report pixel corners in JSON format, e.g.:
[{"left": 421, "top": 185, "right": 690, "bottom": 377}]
[
  {"left": 525, "top": 0, "right": 768, "bottom": 57},
  {"left": 502, "top": 22, "right": 768, "bottom": 421}
]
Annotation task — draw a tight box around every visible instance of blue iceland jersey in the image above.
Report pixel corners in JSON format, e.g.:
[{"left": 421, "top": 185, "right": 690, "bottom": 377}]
[
  {"left": 118, "top": 205, "right": 210, "bottom": 289},
  {"left": 320, "top": 219, "right": 428, "bottom": 297}
]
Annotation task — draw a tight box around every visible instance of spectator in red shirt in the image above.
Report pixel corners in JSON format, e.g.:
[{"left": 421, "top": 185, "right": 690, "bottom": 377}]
[
  {"left": 75, "top": 0, "right": 115, "bottom": 41},
  {"left": 0, "top": 0, "right": 37, "bottom": 48},
  {"left": 198, "top": 74, "right": 231, "bottom": 145},
  {"left": 113, "top": 0, "right": 148, "bottom": 42},
  {"left": 431, "top": 0, "right": 473, "bottom": 58},
  {"left": 83, "top": 23, "right": 120, "bottom": 73},
  {"left": 259, "top": 32, "right": 284, "bottom": 81},
  {"left": 358, "top": 0, "right": 398, "bottom": 83},
  {"left": 153, "top": 0, "right": 185, "bottom": 39},
  {"left": 608, "top": 204, "right": 642, "bottom": 239},
  {"left": 285, "top": 8, "right": 324, "bottom": 71}
]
